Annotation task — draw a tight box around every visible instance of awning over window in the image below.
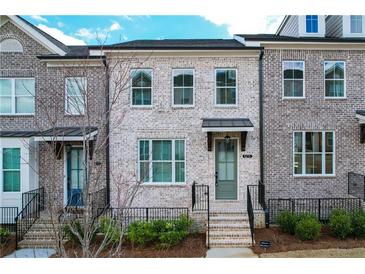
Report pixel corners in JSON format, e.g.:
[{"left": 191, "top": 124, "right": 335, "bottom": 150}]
[
  {"left": 356, "top": 111, "right": 365, "bottom": 144},
  {"left": 201, "top": 118, "right": 254, "bottom": 132},
  {"left": 33, "top": 126, "right": 98, "bottom": 141}
]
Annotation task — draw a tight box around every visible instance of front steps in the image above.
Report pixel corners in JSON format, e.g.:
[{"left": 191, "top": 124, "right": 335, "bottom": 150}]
[{"left": 208, "top": 212, "right": 252, "bottom": 248}]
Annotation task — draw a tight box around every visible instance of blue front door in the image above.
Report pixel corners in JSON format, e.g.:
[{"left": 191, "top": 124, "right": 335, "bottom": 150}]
[{"left": 67, "top": 147, "right": 85, "bottom": 206}]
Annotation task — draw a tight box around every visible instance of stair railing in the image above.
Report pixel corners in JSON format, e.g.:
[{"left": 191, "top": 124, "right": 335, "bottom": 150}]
[{"left": 246, "top": 185, "right": 255, "bottom": 245}]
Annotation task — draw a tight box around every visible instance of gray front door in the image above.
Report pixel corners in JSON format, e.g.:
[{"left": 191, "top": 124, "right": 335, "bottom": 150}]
[{"left": 215, "top": 139, "right": 237, "bottom": 200}]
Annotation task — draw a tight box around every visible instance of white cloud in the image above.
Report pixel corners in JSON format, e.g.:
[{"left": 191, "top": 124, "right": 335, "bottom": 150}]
[
  {"left": 57, "top": 21, "right": 64, "bottom": 28},
  {"left": 37, "top": 24, "right": 86, "bottom": 45},
  {"left": 30, "top": 15, "right": 48, "bottom": 23},
  {"left": 110, "top": 22, "right": 121, "bottom": 31},
  {"left": 75, "top": 22, "right": 122, "bottom": 42},
  {"left": 121, "top": 15, "right": 133, "bottom": 22}
]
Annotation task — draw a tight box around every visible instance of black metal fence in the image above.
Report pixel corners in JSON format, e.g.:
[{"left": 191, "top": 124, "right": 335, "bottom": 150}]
[
  {"left": 268, "top": 197, "right": 362, "bottom": 224},
  {"left": 0, "top": 207, "right": 18, "bottom": 232},
  {"left": 22, "top": 187, "right": 45, "bottom": 211},
  {"left": 246, "top": 186, "right": 254, "bottom": 245},
  {"left": 348, "top": 172, "right": 365, "bottom": 200},
  {"left": 99, "top": 207, "right": 189, "bottom": 228},
  {"left": 248, "top": 180, "right": 266, "bottom": 211}
]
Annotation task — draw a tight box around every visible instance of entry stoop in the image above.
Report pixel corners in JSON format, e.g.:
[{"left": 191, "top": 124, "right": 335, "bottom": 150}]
[{"left": 208, "top": 212, "right": 252, "bottom": 248}]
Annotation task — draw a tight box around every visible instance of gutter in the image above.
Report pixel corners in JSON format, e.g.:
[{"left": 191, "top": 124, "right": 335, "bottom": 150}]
[{"left": 259, "top": 49, "right": 264, "bottom": 184}]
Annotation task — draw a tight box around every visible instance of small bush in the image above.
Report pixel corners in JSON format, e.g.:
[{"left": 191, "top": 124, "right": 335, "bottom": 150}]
[
  {"left": 63, "top": 220, "right": 96, "bottom": 246},
  {"left": 0, "top": 227, "right": 10, "bottom": 245},
  {"left": 352, "top": 210, "right": 365, "bottom": 239},
  {"left": 157, "top": 230, "right": 188, "bottom": 250},
  {"left": 295, "top": 214, "right": 321, "bottom": 241},
  {"left": 126, "top": 221, "right": 157, "bottom": 247},
  {"left": 329, "top": 209, "right": 352, "bottom": 239},
  {"left": 99, "top": 216, "right": 121, "bottom": 245},
  {"left": 277, "top": 211, "right": 298, "bottom": 235}
]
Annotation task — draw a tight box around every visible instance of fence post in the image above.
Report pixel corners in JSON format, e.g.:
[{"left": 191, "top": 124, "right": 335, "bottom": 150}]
[
  {"left": 291, "top": 199, "right": 295, "bottom": 214},
  {"left": 318, "top": 199, "right": 321, "bottom": 221},
  {"left": 146, "top": 208, "right": 149, "bottom": 222}
]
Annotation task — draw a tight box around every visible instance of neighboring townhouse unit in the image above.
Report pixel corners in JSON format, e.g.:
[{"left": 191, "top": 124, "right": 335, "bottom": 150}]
[{"left": 0, "top": 16, "right": 108, "bottom": 247}]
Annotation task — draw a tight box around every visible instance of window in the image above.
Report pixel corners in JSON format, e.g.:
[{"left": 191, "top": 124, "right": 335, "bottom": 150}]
[
  {"left": 283, "top": 61, "right": 304, "bottom": 98},
  {"left": 215, "top": 69, "right": 237, "bottom": 105},
  {"left": 324, "top": 61, "right": 345, "bottom": 98},
  {"left": 0, "top": 38, "right": 23, "bottom": 53},
  {"left": 306, "top": 15, "right": 318, "bottom": 33},
  {"left": 139, "top": 139, "right": 185, "bottom": 183},
  {"left": 293, "top": 131, "right": 334, "bottom": 176},
  {"left": 65, "top": 77, "right": 86, "bottom": 115},
  {"left": 131, "top": 69, "right": 152, "bottom": 106},
  {"left": 0, "top": 78, "right": 35, "bottom": 114},
  {"left": 2, "top": 148, "right": 21, "bottom": 192},
  {"left": 350, "top": 16, "right": 362, "bottom": 33},
  {"left": 173, "top": 69, "right": 194, "bottom": 106}
]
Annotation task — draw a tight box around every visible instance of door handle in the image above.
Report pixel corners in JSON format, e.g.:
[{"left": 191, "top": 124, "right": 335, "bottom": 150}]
[{"left": 215, "top": 172, "right": 218, "bottom": 186}]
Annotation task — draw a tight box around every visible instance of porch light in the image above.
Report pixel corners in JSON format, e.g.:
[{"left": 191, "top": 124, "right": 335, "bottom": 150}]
[{"left": 224, "top": 135, "right": 231, "bottom": 144}]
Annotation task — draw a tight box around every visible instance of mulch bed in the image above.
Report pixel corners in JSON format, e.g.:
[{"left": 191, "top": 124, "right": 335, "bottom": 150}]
[
  {"left": 53, "top": 233, "right": 207, "bottom": 258},
  {"left": 0, "top": 236, "right": 16, "bottom": 258},
  {"left": 252, "top": 227, "right": 365, "bottom": 255}
]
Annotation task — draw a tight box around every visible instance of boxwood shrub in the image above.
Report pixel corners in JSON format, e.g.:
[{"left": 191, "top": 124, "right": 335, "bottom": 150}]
[
  {"left": 329, "top": 209, "right": 352, "bottom": 239},
  {"left": 351, "top": 210, "right": 365, "bottom": 239},
  {"left": 277, "top": 211, "right": 299, "bottom": 235},
  {"left": 294, "top": 214, "right": 322, "bottom": 241}
]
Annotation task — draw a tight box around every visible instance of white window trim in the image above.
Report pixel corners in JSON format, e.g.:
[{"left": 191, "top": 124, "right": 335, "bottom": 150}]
[
  {"left": 214, "top": 68, "right": 238, "bottom": 107},
  {"left": 343, "top": 15, "right": 365, "bottom": 37},
  {"left": 65, "top": 77, "right": 87, "bottom": 115},
  {"left": 171, "top": 68, "right": 195, "bottom": 108},
  {"left": 1, "top": 147, "right": 21, "bottom": 193},
  {"left": 138, "top": 139, "right": 186, "bottom": 184},
  {"left": 292, "top": 131, "right": 336, "bottom": 177},
  {"left": 324, "top": 61, "right": 346, "bottom": 99},
  {"left": 282, "top": 61, "right": 305, "bottom": 99},
  {"left": 0, "top": 78, "right": 35, "bottom": 115},
  {"left": 130, "top": 69, "right": 153, "bottom": 108}
]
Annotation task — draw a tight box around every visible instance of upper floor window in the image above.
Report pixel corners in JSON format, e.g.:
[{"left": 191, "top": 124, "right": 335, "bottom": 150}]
[
  {"left": 0, "top": 38, "right": 23, "bottom": 53},
  {"left": 139, "top": 139, "right": 185, "bottom": 183},
  {"left": 65, "top": 77, "right": 86, "bottom": 115},
  {"left": 293, "top": 131, "right": 334, "bottom": 176},
  {"left": 2, "top": 148, "right": 21, "bottom": 192},
  {"left": 350, "top": 15, "right": 362, "bottom": 33},
  {"left": 306, "top": 15, "right": 318, "bottom": 33},
  {"left": 0, "top": 78, "right": 35, "bottom": 114},
  {"left": 172, "top": 69, "right": 194, "bottom": 106},
  {"left": 131, "top": 69, "right": 152, "bottom": 106},
  {"left": 283, "top": 61, "right": 304, "bottom": 98},
  {"left": 324, "top": 61, "right": 345, "bottom": 98},
  {"left": 215, "top": 69, "right": 237, "bottom": 105}
]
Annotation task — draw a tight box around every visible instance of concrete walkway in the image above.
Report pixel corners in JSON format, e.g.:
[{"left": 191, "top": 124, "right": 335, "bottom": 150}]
[
  {"left": 206, "top": 248, "right": 258, "bottom": 258},
  {"left": 5, "top": 248, "right": 56, "bottom": 258}
]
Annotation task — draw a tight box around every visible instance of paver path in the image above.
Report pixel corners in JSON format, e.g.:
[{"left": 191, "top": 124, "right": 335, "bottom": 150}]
[{"left": 4, "top": 248, "right": 56, "bottom": 258}]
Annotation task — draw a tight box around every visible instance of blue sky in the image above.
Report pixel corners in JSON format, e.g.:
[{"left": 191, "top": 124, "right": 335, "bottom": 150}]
[{"left": 24, "top": 15, "right": 283, "bottom": 45}]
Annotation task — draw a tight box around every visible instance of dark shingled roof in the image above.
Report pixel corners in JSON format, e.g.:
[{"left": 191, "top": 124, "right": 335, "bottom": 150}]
[
  {"left": 202, "top": 118, "right": 254, "bottom": 128},
  {"left": 356, "top": 110, "right": 365, "bottom": 117},
  {"left": 236, "top": 34, "right": 365, "bottom": 43},
  {"left": 0, "top": 131, "right": 39, "bottom": 137},
  {"left": 90, "top": 39, "right": 261, "bottom": 50},
  {"left": 0, "top": 127, "right": 98, "bottom": 138}
]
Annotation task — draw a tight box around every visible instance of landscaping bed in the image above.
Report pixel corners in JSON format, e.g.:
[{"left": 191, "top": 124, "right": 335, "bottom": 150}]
[
  {"left": 0, "top": 235, "right": 16, "bottom": 258},
  {"left": 252, "top": 227, "right": 365, "bottom": 255},
  {"left": 53, "top": 233, "right": 207, "bottom": 258}
]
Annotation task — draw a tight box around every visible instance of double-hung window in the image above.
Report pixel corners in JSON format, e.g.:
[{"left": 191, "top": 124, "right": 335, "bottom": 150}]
[
  {"left": 0, "top": 78, "right": 35, "bottom": 114},
  {"left": 172, "top": 69, "right": 194, "bottom": 106},
  {"left": 306, "top": 15, "right": 318, "bottom": 33},
  {"left": 65, "top": 77, "right": 87, "bottom": 115},
  {"left": 350, "top": 16, "right": 362, "bottom": 33},
  {"left": 293, "top": 131, "right": 334, "bottom": 176},
  {"left": 2, "top": 148, "right": 21, "bottom": 192},
  {"left": 215, "top": 69, "right": 237, "bottom": 105},
  {"left": 283, "top": 61, "right": 304, "bottom": 98},
  {"left": 131, "top": 69, "right": 152, "bottom": 106},
  {"left": 324, "top": 61, "right": 345, "bottom": 98},
  {"left": 139, "top": 139, "right": 185, "bottom": 183}
]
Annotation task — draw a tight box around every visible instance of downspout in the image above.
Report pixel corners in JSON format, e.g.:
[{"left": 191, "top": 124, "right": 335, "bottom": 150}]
[{"left": 259, "top": 48, "right": 264, "bottom": 184}]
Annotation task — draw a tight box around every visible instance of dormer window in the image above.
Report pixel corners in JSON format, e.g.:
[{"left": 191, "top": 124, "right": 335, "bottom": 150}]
[
  {"left": 350, "top": 16, "right": 362, "bottom": 33},
  {"left": 306, "top": 15, "right": 318, "bottom": 33}
]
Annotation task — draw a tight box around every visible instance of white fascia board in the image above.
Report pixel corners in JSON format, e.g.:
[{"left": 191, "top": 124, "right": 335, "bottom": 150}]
[
  {"left": 8, "top": 16, "right": 67, "bottom": 56},
  {"left": 202, "top": 127, "right": 254, "bottom": 132},
  {"left": 45, "top": 60, "right": 104, "bottom": 67}
]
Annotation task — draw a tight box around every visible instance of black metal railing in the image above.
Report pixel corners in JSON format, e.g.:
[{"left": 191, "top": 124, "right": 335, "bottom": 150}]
[
  {"left": 0, "top": 207, "right": 18, "bottom": 232},
  {"left": 15, "top": 187, "right": 45, "bottom": 248},
  {"left": 348, "top": 172, "right": 365, "bottom": 200},
  {"left": 22, "top": 187, "right": 45, "bottom": 211},
  {"left": 191, "top": 181, "right": 210, "bottom": 247},
  {"left": 267, "top": 197, "right": 362, "bottom": 224},
  {"left": 247, "top": 186, "right": 255, "bottom": 245},
  {"left": 99, "top": 207, "right": 189, "bottom": 228},
  {"left": 247, "top": 181, "right": 266, "bottom": 211}
]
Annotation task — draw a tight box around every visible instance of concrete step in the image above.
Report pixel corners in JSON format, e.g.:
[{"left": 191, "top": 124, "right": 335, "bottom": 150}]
[
  {"left": 210, "top": 215, "right": 249, "bottom": 222},
  {"left": 209, "top": 230, "right": 251, "bottom": 238},
  {"left": 209, "top": 211, "right": 247, "bottom": 216},
  {"left": 209, "top": 223, "right": 250, "bottom": 230},
  {"left": 209, "top": 238, "right": 252, "bottom": 248},
  {"left": 18, "top": 239, "right": 65, "bottom": 249}
]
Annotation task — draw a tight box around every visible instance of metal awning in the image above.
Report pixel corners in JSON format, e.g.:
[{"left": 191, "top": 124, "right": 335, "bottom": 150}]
[
  {"left": 33, "top": 127, "right": 98, "bottom": 141},
  {"left": 201, "top": 118, "right": 254, "bottom": 132},
  {"left": 356, "top": 110, "right": 365, "bottom": 124},
  {"left": 0, "top": 131, "right": 38, "bottom": 138}
]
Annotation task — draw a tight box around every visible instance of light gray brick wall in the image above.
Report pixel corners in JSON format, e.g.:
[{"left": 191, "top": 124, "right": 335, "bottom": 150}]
[
  {"left": 109, "top": 55, "right": 261, "bottom": 213},
  {"left": 263, "top": 49, "right": 365, "bottom": 200}
]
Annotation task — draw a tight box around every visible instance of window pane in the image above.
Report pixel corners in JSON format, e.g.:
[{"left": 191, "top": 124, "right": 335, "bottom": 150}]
[
  {"left": 294, "top": 132, "right": 302, "bottom": 152},
  {"left": 140, "top": 162, "right": 150, "bottom": 182},
  {"left": 227, "top": 88, "right": 236, "bottom": 104},
  {"left": 3, "top": 148, "right": 20, "bottom": 169},
  {"left": 132, "top": 70, "right": 151, "bottom": 87},
  {"left": 183, "top": 70, "right": 194, "bottom": 86},
  {"left": 66, "top": 96, "right": 85, "bottom": 114},
  {"left": 226, "top": 70, "right": 236, "bottom": 86},
  {"left": 175, "top": 140, "right": 185, "bottom": 160},
  {"left": 173, "top": 72, "right": 184, "bottom": 87},
  {"left": 294, "top": 154, "right": 302, "bottom": 174},
  {"left": 16, "top": 97, "right": 34, "bottom": 113},
  {"left": 325, "top": 154, "right": 333, "bottom": 174},
  {"left": 3, "top": 171, "right": 20, "bottom": 192},
  {"left": 174, "top": 88, "right": 193, "bottom": 105},
  {"left": 293, "top": 80, "right": 304, "bottom": 97},
  {"left": 325, "top": 62, "right": 335, "bottom": 79},
  {"left": 142, "top": 89, "right": 151, "bottom": 105},
  {"left": 15, "top": 79, "right": 35, "bottom": 96},
  {"left": 334, "top": 63, "right": 344, "bottom": 79},
  {"left": 66, "top": 78, "right": 85, "bottom": 96},
  {"left": 325, "top": 132, "right": 334, "bottom": 152},
  {"left": 217, "top": 88, "right": 236, "bottom": 104},
  {"left": 216, "top": 70, "right": 226, "bottom": 87},
  {"left": 283, "top": 62, "right": 293, "bottom": 78},
  {"left": 0, "top": 79, "right": 12, "bottom": 96},
  {"left": 0, "top": 96, "right": 12, "bottom": 113},
  {"left": 351, "top": 16, "right": 362, "bottom": 33},
  {"left": 152, "top": 140, "right": 172, "bottom": 160},
  {"left": 293, "top": 65, "right": 304, "bottom": 78},
  {"left": 306, "top": 132, "right": 322, "bottom": 152},
  {"left": 132, "top": 89, "right": 142, "bottom": 105},
  {"left": 152, "top": 162, "right": 172, "bottom": 182},
  {"left": 305, "top": 154, "right": 322, "bottom": 174},
  {"left": 139, "top": 140, "right": 149, "bottom": 160},
  {"left": 326, "top": 80, "right": 344, "bottom": 97},
  {"left": 175, "top": 162, "right": 185, "bottom": 182}
]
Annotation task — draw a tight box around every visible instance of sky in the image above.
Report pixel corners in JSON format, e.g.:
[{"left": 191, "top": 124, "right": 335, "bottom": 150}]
[{"left": 23, "top": 15, "right": 284, "bottom": 46}]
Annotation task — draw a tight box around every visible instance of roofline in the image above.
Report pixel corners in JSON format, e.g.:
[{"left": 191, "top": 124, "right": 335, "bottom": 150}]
[
  {"left": 37, "top": 55, "right": 105, "bottom": 60},
  {"left": 88, "top": 45, "right": 263, "bottom": 51},
  {"left": 237, "top": 36, "right": 365, "bottom": 44},
  {"left": 276, "top": 15, "right": 290, "bottom": 35}
]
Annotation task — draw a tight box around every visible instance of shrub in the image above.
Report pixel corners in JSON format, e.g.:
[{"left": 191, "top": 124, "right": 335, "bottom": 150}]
[
  {"left": 63, "top": 220, "right": 96, "bottom": 246},
  {"left": 352, "top": 210, "right": 365, "bottom": 239},
  {"left": 0, "top": 227, "right": 10, "bottom": 245},
  {"left": 277, "top": 211, "right": 299, "bottom": 235},
  {"left": 294, "top": 214, "right": 321, "bottom": 241},
  {"left": 99, "top": 216, "right": 121, "bottom": 245},
  {"left": 329, "top": 209, "right": 352, "bottom": 239},
  {"left": 157, "top": 230, "right": 188, "bottom": 250},
  {"left": 126, "top": 221, "right": 157, "bottom": 247}
]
